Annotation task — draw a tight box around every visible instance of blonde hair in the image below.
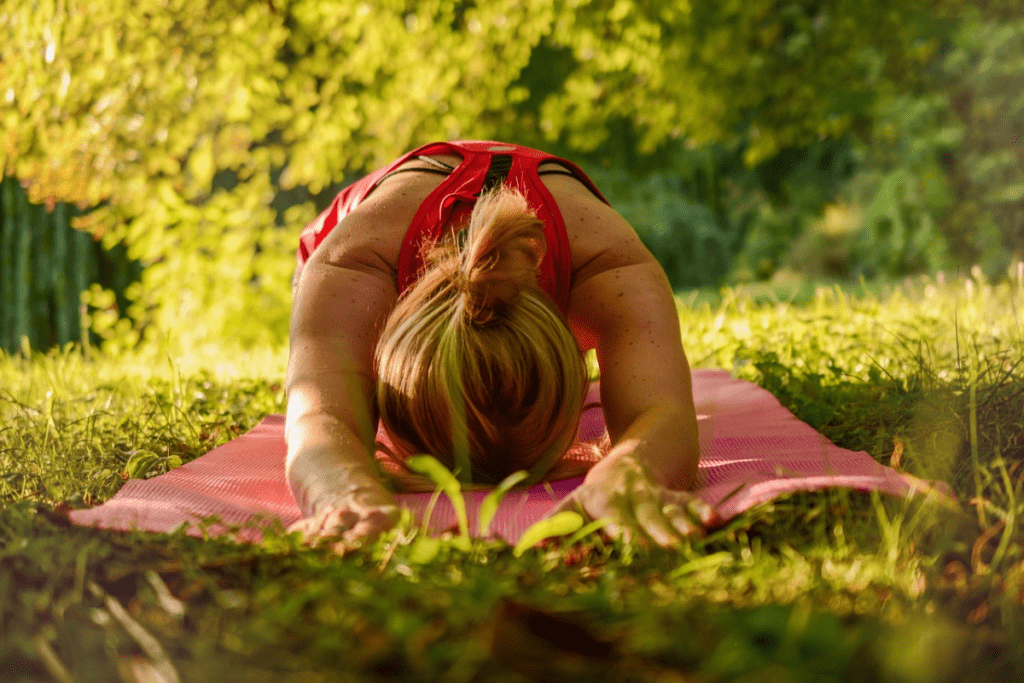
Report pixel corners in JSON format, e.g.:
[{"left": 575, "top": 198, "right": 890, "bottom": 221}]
[{"left": 374, "top": 185, "right": 589, "bottom": 488}]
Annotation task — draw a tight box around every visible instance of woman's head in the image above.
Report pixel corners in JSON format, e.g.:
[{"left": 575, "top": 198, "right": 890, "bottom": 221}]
[{"left": 375, "top": 185, "right": 588, "bottom": 486}]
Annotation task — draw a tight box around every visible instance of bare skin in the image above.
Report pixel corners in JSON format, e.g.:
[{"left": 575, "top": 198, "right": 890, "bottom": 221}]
[{"left": 286, "top": 153, "right": 713, "bottom": 548}]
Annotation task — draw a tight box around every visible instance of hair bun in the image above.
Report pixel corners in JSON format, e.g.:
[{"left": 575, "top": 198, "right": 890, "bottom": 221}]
[{"left": 456, "top": 186, "right": 547, "bottom": 325}]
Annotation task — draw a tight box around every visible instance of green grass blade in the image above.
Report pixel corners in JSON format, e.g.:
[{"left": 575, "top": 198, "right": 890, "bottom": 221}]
[
  {"left": 990, "top": 435, "right": 1015, "bottom": 571},
  {"left": 512, "top": 511, "right": 584, "bottom": 557},
  {"left": 969, "top": 357, "right": 984, "bottom": 527},
  {"left": 477, "top": 470, "right": 528, "bottom": 535},
  {"left": 420, "top": 488, "right": 443, "bottom": 536},
  {"left": 405, "top": 455, "right": 468, "bottom": 540},
  {"left": 564, "top": 517, "right": 612, "bottom": 546}
]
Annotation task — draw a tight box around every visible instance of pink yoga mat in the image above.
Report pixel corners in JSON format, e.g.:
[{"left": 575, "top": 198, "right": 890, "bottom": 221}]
[{"left": 70, "top": 371, "right": 939, "bottom": 544}]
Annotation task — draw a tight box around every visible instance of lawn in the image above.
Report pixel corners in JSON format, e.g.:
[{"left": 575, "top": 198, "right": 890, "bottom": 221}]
[{"left": 2, "top": 270, "right": 1023, "bottom": 682}]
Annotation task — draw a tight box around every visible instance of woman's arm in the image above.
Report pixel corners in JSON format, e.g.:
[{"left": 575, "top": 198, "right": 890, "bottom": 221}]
[
  {"left": 559, "top": 198, "right": 718, "bottom": 545},
  {"left": 286, "top": 170, "right": 448, "bottom": 544},
  {"left": 571, "top": 257, "right": 699, "bottom": 488},
  {"left": 286, "top": 251, "right": 401, "bottom": 542}
]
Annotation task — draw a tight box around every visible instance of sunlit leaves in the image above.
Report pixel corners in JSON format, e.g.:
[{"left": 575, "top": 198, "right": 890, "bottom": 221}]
[
  {"left": 0, "top": 0, "right": 950, "bottom": 350},
  {"left": 405, "top": 454, "right": 470, "bottom": 542},
  {"left": 540, "top": 0, "right": 924, "bottom": 161},
  {"left": 2, "top": 0, "right": 936, "bottom": 209},
  {"left": 0, "top": 0, "right": 287, "bottom": 208},
  {"left": 478, "top": 470, "right": 528, "bottom": 535},
  {"left": 512, "top": 511, "right": 584, "bottom": 556}
]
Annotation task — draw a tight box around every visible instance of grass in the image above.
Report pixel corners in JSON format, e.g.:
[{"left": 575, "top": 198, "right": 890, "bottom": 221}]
[{"left": 3, "top": 268, "right": 1024, "bottom": 682}]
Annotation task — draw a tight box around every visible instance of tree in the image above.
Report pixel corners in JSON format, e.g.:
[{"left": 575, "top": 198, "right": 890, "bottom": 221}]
[{"left": 0, "top": 0, "right": 941, "bottom": 349}]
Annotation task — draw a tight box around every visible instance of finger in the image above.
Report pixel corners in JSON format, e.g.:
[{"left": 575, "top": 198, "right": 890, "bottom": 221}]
[
  {"left": 547, "top": 494, "right": 586, "bottom": 519},
  {"left": 667, "top": 510, "right": 702, "bottom": 538},
  {"left": 319, "top": 509, "right": 360, "bottom": 536},
  {"left": 598, "top": 520, "right": 634, "bottom": 546},
  {"left": 341, "top": 507, "right": 400, "bottom": 543},
  {"left": 594, "top": 494, "right": 651, "bottom": 548},
  {"left": 633, "top": 500, "right": 683, "bottom": 547},
  {"left": 682, "top": 496, "right": 721, "bottom": 528},
  {"left": 286, "top": 518, "right": 312, "bottom": 535},
  {"left": 288, "top": 513, "right": 337, "bottom": 537},
  {"left": 656, "top": 502, "right": 697, "bottom": 538},
  {"left": 661, "top": 490, "right": 719, "bottom": 529}
]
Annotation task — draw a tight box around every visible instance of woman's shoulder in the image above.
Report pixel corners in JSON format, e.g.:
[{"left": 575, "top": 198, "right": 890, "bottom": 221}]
[
  {"left": 540, "top": 174, "right": 656, "bottom": 289},
  {"left": 308, "top": 160, "right": 456, "bottom": 276}
]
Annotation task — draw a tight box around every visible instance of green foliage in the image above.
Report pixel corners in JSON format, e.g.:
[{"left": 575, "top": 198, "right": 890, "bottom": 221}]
[
  {"left": 0, "top": 0, "right": 1018, "bottom": 350},
  {"left": 851, "top": 168, "right": 953, "bottom": 278},
  {"left": 735, "top": 139, "right": 859, "bottom": 282},
  {"left": 575, "top": 137, "right": 850, "bottom": 288},
  {"left": 0, "top": 0, "right": 949, "bottom": 350},
  {"left": 781, "top": 4, "right": 1024, "bottom": 283},
  {"left": 586, "top": 160, "right": 741, "bottom": 287},
  {"left": 939, "top": 14, "right": 1024, "bottom": 274},
  {"left": 833, "top": 82, "right": 960, "bottom": 279},
  {"left": 1, "top": 0, "right": 296, "bottom": 350},
  {"left": 537, "top": 0, "right": 929, "bottom": 164},
  {"left": 0, "top": 0, "right": 574, "bottom": 351},
  {"left": 565, "top": 3, "right": 1021, "bottom": 289}
]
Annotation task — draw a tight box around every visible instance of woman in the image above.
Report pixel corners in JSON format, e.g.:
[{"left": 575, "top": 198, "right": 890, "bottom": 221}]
[{"left": 286, "top": 141, "right": 715, "bottom": 547}]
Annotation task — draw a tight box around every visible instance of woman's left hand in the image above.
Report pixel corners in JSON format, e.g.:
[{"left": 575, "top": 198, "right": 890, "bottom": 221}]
[{"left": 549, "top": 455, "right": 721, "bottom": 546}]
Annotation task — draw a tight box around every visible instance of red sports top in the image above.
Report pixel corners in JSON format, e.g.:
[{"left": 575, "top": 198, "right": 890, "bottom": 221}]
[{"left": 295, "top": 141, "right": 608, "bottom": 314}]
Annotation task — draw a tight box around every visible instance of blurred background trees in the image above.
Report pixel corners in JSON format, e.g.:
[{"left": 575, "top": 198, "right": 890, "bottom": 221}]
[{"left": 0, "top": 0, "right": 1021, "bottom": 353}]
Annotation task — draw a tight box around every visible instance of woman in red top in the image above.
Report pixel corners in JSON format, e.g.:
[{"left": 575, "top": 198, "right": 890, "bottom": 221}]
[{"left": 286, "top": 141, "right": 713, "bottom": 547}]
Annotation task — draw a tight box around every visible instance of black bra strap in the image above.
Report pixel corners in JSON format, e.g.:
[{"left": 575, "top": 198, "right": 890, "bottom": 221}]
[
  {"left": 537, "top": 169, "right": 578, "bottom": 178},
  {"left": 537, "top": 162, "right": 605, "bottom": 202},
  {"left": 373, "top": 166, "right": 451, "bottom": 187},
  {"left": 369, "top": 152, "right": 601, "bottom": 202},
  {"left": 415, "top": 155, "right": 456, "bottom": 171},
  {"left": 369, "top": 154, "right": 458, "bottom": 192}
]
